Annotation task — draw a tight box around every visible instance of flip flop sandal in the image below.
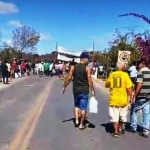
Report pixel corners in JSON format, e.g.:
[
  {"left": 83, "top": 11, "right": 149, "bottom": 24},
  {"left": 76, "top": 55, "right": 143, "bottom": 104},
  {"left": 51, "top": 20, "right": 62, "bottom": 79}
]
[
  {"left": 112, "top": 133, "right": 119, "bottom": 138},
  {"left": 74, "top": 123, "right": 79, "bottom": 128},
  {"left": 79, "top": 125, "right": 85, "bottom": 130},
  {"left": 118, "top": 130, "right": 125, "bottom": 135}
]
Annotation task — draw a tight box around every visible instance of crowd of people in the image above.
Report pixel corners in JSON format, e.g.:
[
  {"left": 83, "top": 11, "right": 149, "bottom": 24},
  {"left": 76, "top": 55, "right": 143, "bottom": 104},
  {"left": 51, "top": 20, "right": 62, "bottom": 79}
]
[
  {"left": 34, "top": 59, "right": 99, "bottom": 79},
  {"left": 0, "top": 58, "right": 34, "bottom": 84},
  {"left": 1, "top": 53, "right": 149, "bottom": 139},
  {"left": 0, "top": 57, "right": 99, "bottom": 85}
]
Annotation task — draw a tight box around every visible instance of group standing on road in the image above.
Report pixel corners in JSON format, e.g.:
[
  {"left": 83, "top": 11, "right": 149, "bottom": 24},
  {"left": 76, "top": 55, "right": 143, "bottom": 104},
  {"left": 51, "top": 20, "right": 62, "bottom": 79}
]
[
  {"left": 0, "top": 58, "right": 32, "bottom": 84},
  {"left": 1, "top": 52, "right": 149, "bottom": 139},
  {"left": 105, "top": 59, "right": 150, "bottom": 138},
  {"left": 62, "top": 52, "right": 150, "bottom": 139}
]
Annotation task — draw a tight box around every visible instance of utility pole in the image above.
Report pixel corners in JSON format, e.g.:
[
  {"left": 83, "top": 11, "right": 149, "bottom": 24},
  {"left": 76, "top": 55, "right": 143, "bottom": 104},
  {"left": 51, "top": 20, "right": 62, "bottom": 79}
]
[
  {"left": 55, "top": 42, "right": 58, "bottom": 51},
  {"left": 93, "top": 42, "right": 94, "bottom": 51}
]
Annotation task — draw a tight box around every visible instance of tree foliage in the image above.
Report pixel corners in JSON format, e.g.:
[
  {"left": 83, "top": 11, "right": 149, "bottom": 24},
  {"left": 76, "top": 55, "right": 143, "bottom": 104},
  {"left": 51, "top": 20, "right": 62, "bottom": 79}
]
[
  {"left": 108, "top": 28, "right": 139, "bottom": 66},
  {"left": 119, "top": 13, "right": 150, "bottom": 24},
  {"left": 119, "top": 13, "right": 150, "bottom": 63},
  {"left": 0, "top": 48, "right": 56, "bottom": 62},
  {"left": 0, "top": 48, "right": 22, "bottom": 61},
  {"left": 12, "top": 22, "right": 40, "bottom": 53},
  {"left": 90, "top": 50, "right": 110, "bottom": 67}
]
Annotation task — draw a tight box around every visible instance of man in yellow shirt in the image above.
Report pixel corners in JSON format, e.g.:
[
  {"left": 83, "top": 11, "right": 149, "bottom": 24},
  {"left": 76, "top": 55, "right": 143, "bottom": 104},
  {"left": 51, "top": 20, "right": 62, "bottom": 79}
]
[{"left": 105, "top": 62, "right": 133, "bottom": 138}]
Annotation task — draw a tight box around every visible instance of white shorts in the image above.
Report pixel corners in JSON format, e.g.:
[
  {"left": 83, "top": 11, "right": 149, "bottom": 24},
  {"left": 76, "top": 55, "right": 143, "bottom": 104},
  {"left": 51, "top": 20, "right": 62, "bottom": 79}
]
[{"left": 109, "top": 106, "right": 128, "bottom": 122}]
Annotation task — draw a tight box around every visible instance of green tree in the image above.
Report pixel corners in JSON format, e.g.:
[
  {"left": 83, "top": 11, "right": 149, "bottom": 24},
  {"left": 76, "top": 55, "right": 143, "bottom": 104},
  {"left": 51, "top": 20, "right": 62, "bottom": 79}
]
[
  {"left": 0, "top": 48, "right": 22, "bottom": 61},
  {"left": 108, "top": 28, "right": 139, "bottom": 66}
]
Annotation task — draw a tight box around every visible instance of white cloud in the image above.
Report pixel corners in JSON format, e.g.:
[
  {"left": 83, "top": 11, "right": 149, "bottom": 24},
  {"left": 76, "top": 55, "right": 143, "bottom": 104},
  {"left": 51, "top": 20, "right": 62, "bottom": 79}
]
[
  {"left": 40, "top": 33, "right": 54, "bottom": 41},
  {"left": 8, "top": 21, "right": 22, "bottom": 27},
  {"left": 3, "top": 39, "right": 12, "bottom": 46},
  {"left": 0, "top": 1, "right": 18, "bottom": 14}
]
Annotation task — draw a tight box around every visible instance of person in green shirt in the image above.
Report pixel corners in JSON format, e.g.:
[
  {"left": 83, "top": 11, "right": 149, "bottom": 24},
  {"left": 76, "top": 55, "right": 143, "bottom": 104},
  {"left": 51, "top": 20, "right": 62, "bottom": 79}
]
[{"left": 44, "top": 61, "right": 50, "bottom": 77}]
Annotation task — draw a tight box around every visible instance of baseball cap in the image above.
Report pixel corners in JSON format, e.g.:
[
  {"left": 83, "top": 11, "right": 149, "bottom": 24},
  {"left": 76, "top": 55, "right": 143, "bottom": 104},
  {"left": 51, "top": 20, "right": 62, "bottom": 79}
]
[{"left": 80, "top": 52, "right": 89, "bottom": 59}]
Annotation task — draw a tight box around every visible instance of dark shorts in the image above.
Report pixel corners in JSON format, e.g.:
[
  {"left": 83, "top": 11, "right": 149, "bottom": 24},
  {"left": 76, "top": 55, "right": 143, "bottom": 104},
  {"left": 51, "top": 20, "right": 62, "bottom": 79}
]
[
  {"left": 59, "top": 70, "right": 63, "bottom": 75},
  {"left": 74, "top": 94, "right": 89, "bottom": 110},
  {"left": 130, "top": 77, "right": 136, "bottom": 85}
]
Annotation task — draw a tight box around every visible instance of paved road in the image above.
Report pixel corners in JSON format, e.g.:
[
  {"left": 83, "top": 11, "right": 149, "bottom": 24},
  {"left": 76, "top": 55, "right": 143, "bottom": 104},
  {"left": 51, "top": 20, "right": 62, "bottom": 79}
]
[
  {"left": 0, "top": 76, "right": 149, "bottom": 150},
  {"left": 0, "top": 76, "right": 54, "bottom": 150}
]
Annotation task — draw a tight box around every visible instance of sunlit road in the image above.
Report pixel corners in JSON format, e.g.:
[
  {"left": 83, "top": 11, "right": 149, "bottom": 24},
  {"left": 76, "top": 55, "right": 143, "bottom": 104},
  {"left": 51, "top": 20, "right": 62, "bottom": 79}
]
[{"left": 0, "top": 76, "right": 149, "bottom": 150}]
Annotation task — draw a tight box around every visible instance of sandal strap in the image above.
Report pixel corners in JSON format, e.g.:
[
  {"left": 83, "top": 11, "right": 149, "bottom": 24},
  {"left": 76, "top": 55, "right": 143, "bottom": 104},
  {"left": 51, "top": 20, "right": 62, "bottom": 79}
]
[
  {"left": 79, "top": 125, "right": 85, "bottom": 129},
  {"left": 112, "top": 133, "right": 119, "bottom": 138}
]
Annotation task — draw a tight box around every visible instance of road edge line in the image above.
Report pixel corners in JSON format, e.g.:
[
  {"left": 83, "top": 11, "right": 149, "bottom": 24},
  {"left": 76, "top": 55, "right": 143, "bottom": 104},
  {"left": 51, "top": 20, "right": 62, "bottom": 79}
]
[{"left": 7, "top": 78, "right": 55, "bottom": 150}]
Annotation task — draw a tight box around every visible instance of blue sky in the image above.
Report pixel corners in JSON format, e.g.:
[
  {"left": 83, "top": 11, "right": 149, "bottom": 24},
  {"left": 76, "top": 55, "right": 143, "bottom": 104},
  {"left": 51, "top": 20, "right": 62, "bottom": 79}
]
[{"left": 0, "top": 0, "right": 150, "bottom": 54}]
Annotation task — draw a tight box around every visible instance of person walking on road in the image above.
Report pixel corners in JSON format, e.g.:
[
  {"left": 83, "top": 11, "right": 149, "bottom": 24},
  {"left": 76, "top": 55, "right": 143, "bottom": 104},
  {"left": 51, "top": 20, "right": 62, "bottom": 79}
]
[
  {"left": 1, "top": 60, "right": 9, "bottom": 84},
  {"left": 128, "top": 61, "right": 138, "bottom": 86},
  {"left": 6, "top": 61, "right": 11, "bottom": 82},
  {"left": 105, "top": 62, "right": 133, "bottom": 138},
  {"left": 44, "top": 61, "right": 50, "bottom": 77},
  {"left": 130, "top": 58, "right": 150, "bottom": 138},
  {"left": 62, "top": 52, "right": 95, "bottom": 130},
  {"left": 38, "top": 62, "right": 44, "bottom": 77}
]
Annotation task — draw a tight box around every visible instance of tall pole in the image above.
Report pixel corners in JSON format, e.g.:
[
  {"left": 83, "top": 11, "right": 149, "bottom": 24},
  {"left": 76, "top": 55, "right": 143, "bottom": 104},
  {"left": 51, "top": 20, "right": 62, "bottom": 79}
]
[
  {"left": 93, "top": 42, "right": 94, "bottom": 51},
  {"left": 55, "top": 42, "right": 58, "bottom": 62},
  {"left": 55, "top": 42, "right": 58, "bottom": 51}
]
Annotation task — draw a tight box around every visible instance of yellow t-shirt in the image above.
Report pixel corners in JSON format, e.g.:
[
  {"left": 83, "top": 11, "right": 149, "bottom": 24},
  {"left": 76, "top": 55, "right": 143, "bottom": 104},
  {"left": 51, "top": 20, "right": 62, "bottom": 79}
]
[{"left": 105, "top": 71, "right": 133, "bottom": 107}]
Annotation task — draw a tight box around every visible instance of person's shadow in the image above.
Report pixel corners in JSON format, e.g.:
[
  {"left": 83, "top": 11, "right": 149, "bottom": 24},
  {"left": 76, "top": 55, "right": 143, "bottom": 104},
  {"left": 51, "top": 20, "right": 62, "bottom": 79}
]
[
  {"left": 101, "top": 123, "right": 113, "bottom": 134},
  {"left": 101, "top": 122, "right": 143, "bottom": 134},
  {"left": 63, "top": 117, "right": 95, "bottom": 128}
]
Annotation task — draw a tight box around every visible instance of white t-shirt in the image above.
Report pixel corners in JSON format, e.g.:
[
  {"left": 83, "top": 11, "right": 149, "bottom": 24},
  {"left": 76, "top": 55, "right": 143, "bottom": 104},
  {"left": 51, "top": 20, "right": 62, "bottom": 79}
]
[
  {"left": 49, "top": 63, "right": 53, "bottom": 71},
  {"left": 35, "top": 63, "right": 39, "bottom": 68},
  {"left": 99, "top": 66, "right": 103, "bottom": 72},
  {"left": 58, "top": 64, "right": 63, "bottom": 70},
  {"left": 55, "top": 64, "right": 59, "bottom": 69},
  {"left": 6, "top": 63, "right": 11, "bottom": 72},
  {"left": 38, "top": 63, "right": 44, "bottom": 71},
  {"left": 129, "top": 65, "right": 138, "bottom": 77}
]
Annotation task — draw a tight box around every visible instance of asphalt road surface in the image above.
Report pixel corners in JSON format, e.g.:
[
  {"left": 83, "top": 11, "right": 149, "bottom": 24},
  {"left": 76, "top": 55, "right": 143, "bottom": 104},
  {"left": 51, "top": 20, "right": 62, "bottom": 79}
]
[{"left": 0, "top": 76, "right": 149, "bottom": 150}]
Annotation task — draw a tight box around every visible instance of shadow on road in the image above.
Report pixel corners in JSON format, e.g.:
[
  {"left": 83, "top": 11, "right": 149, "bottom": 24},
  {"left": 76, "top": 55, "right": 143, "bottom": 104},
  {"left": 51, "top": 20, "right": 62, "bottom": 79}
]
[
  {"left": 101, "top": 122, "right": 143, "bottom": 134},
  {"left": 101, "top": 123, "right": 113, "bottom": 134},
  {"left": 63, "top": 118, "right": 96, "bottom": 128},
  {"left": 125, "top": 122, "right": 143, "bottom": 132}
]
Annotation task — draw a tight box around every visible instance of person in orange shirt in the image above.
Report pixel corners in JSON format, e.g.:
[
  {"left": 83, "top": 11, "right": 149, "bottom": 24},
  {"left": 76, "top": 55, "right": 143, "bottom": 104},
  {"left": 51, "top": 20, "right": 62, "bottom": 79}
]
[{"left": 105, "top": 62, "right": 133, "bottom": 138}]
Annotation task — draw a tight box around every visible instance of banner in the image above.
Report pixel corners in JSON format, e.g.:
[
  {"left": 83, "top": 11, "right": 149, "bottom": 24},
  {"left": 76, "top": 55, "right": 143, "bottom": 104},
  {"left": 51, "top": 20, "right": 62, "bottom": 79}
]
[
  {"left": 57, "top": 53, "right": 80, "bottom": 62},
  {"left": 57, "top": 46, "right": 81, "bottom": 57},
  {"left": 118, "top": 51, "right": 131, "bottom": 63}
]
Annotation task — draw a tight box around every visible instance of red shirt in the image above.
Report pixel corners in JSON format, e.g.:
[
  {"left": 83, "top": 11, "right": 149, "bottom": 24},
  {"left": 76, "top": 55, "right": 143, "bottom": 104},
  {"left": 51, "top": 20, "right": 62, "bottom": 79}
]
[
  {"left": 21, "top": 62, "right": 26, "bottom": 69},
  {"left": 11, "top": 62, "right": 17, "bottom": 70}
]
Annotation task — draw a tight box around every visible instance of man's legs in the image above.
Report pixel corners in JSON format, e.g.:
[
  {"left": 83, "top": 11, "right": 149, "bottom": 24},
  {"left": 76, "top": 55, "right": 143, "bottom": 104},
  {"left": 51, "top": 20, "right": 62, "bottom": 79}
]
[
  {"left": 2, "top": 73, "right": 6, "bottom": 84},
  {"left": 119, "top": 106, "right": 128, "bottom": 134},
  {"left": 109, "top": 106, "right": 120, "bottom": 137},
  {"left": 5, "top": 72, "right": 8, "bottom": 83},
  {"left": 74, "top": 95, "right": 80, "bottom": 126},
  {"left": 141, "top": 102, "right": 150, "bottom": 138},
  {"left": 45, "top": 70, "right": 48, "bottom": 77},
  {"left": 79, "top": 94, "right": 89, "bottom": 129},
  {"left": 74, "top": 108, "right": 80, "bottom": 124},
  {"left": 130, "top": 104, "right": 138, "bottom": 132}
]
